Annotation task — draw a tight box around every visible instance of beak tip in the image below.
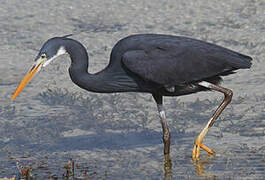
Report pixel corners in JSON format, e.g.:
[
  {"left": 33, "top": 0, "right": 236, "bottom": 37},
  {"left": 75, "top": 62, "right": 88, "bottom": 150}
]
[
  {"left": 10, "top": 61, "right": 42, "bottom": 103},
  {"left": 11, "top": 95, "right": 16, "bottom": 102}
]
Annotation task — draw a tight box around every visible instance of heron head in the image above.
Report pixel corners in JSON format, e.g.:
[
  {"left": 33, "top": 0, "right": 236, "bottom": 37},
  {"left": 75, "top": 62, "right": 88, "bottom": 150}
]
[{"left": 11, "top": 37, "right": 67, "bottom": 101}]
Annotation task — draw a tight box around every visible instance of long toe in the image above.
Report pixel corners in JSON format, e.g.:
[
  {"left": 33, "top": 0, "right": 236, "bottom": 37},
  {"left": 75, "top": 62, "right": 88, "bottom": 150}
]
[
  {"left": 200, "top": 144, "right": 215, "bottom": 155},
  {"left": 192, "top": 143, "right": 201, "bottom": 160}
]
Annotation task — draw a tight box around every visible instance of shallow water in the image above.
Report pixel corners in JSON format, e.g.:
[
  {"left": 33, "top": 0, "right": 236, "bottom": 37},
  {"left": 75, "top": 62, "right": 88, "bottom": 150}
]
[{"left": 0, "top": 0, "right": 264, "bottom": 179}]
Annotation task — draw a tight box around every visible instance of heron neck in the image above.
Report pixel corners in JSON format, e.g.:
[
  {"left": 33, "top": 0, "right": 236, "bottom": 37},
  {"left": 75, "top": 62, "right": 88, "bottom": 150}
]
[
  {"left": 65, "top": 39, "right": 139, "bottom": 93},
  {"left": 65, "top": 39, "right": 89, "bottom": 72},
  {"left": 65, "top": 39, "right": 102, "bottom": 92}
]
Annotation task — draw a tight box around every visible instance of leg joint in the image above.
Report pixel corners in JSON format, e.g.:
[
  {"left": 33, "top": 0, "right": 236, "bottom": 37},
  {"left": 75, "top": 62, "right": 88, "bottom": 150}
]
[
  {"left": 224, "top": 89, "right": 233, "bottom": 102},
  {"left": 225, "top": 89, "right": 233, "bottom": 97}
]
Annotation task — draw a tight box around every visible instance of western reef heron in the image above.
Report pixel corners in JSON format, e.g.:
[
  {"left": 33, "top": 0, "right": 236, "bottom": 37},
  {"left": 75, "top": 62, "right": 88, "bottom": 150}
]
[{"left": 11, "top": 34, "right": 252, "bottom": 160}]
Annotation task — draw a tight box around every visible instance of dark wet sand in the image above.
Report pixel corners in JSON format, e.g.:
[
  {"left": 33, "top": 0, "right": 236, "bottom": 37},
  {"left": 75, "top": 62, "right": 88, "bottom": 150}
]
[{"left": 0, "top": 0, "right": 264, "bottom": 179}]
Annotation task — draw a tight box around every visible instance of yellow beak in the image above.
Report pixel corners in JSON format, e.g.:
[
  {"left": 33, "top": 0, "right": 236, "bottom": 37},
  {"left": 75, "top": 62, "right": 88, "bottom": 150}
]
[{"left": 11, "top": 59, "right": 44, "bottom": 101}]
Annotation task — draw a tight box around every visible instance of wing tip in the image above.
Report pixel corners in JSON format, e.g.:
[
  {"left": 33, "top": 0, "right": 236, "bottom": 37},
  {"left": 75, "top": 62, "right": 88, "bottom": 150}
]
[{"left": 237, "top": 53, "right": 253, "bottom": 68}]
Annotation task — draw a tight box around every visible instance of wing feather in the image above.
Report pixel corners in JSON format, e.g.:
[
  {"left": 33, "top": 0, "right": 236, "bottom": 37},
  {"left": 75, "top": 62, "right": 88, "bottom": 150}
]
[{"left": 122, "top": 40, "right": 251, "bottom": 85}]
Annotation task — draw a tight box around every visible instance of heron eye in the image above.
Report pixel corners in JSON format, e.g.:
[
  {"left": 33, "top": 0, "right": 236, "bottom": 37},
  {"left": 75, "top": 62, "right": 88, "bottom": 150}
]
[{"left": 41, "top": 54, "right": 46, "bottom": 59}]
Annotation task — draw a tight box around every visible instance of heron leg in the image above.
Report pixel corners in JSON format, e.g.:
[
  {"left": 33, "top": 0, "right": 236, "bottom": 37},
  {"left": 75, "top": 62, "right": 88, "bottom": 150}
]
[
  {"left": 157, "top": 104, "right": 171, "bottom": 154},
  {"left": 192, "top": 81, "right": 233, "bottom": 160},
  {"left": 153, "top": 94, "right": 171, "bottom": 155}
]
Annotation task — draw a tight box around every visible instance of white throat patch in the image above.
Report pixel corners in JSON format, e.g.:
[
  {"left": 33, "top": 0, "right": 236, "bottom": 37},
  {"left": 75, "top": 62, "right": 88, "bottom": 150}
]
[{"left": 43, "top": 46, "right": 66, "bottom": 67}]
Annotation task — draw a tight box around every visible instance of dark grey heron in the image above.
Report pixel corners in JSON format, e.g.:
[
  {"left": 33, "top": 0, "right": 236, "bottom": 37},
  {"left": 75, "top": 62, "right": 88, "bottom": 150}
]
[{"left": 11, "top": 34, "right": 252, "bottom": 160}]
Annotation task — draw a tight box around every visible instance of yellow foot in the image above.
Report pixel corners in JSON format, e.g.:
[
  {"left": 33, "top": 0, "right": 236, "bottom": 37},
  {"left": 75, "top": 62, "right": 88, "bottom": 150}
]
[
  {"left": 192, "top": 143, "right": 215, "bottom": 160},
  {"left": 201, "top": 144, "right": 215, "bottom": 154},
  {"left": 192, "top": 122, "right": 215, "bottom": 160}
]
